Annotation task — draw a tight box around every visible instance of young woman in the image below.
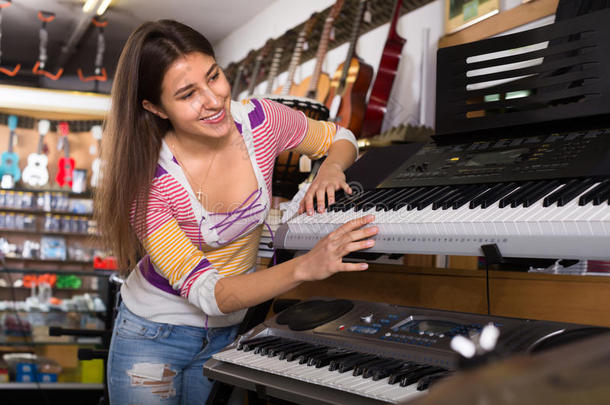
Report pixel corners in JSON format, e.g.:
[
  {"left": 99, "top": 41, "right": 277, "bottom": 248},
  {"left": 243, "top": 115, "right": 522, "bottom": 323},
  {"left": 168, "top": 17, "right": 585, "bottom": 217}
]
[{"left": 96, "top": 20, "right": 378, "bottom": 404}]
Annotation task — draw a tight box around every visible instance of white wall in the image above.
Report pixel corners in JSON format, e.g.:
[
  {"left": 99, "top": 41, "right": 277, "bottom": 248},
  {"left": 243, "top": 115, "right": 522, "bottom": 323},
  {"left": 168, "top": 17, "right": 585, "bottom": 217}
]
[{"left": 214, "top": 0, "right": 547, "bottom": 132}]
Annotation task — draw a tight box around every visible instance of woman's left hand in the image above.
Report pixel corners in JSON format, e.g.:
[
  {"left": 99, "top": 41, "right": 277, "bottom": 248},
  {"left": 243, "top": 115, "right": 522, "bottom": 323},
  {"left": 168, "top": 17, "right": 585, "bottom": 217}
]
[{"left": 299, "top": 161, "right": 352, "bottom": 215}]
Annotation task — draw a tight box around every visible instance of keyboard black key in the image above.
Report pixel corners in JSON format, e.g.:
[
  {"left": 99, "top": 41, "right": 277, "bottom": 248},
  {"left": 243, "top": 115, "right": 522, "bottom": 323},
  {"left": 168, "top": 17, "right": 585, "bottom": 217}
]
[
  {"left": 452, "top": 185, "right": 490, "bottom": 209},
  {"left": 499, "top": 182, "right": 532, "bottom": 208},
  {"left": 277, "top": 342, "right": 311, "bottom": 360},
  {"left": 285, "top": 344, "right": 324, "bottom": 362},
  {"left": 523, "top": 180, "right": 562, "bottom": 207},
  {"left": 378, "top": 188, "right": 416, "bottom": 211},
  {"left": 253, "top": 337, "right": 285, "bottom": 355},
  {"left": 416, "top": 185, "right": 455, "bottom": 210},
  {"left": 470, "top": 182, "right": 513, "bottom": 209},
  {"left": 388, "top": 363, "right": 427, "bottom": 384},
  {"left": 406, "top": 186, "right": 441, "bottom": 210},
  {"left": 361, "top": 189, "right": 394, "bottom": 211},
  {"left": 416, "top": 370, "right": 451, "bottom": 391},
  {"left": 267, "top": 341, "right": 306, "bottom": 357},
  {"left": 372, "top": 361, "right": 414, "bottom": 381},
  {"left": 336, "top": 354, "right": 378, "bottom": 373},
  {"left": 543, "top": 179, "right": 579, "bottom": 207},
  {"left": 296, "top": 347, "right": 328, "bottom": 364},
  {"left": 327, "top": 351, "right": 363, "bottom": 371},
  {"left": 400, "top": 366, "right": 443, "bottom": 387},
  {"left": 433, "top": 187, "right": 463, "bottom": 210},
  {"left": 238, "top": 336, "right": 280, "bottom": 352},
  {"left": 308, "top": 349, "right": 356, "bottom": 368},
  {"left": 353, "top": 357, "right": 386, "bottom": 376},
  {"left": 557, "top": 178, "right": 596, "bottom": 206},
  {"left": 362, "top": 359, "right": 405, "bottom": 379},
  {"left": 580, "top": 180, "right": 610, "bottom": 206}
]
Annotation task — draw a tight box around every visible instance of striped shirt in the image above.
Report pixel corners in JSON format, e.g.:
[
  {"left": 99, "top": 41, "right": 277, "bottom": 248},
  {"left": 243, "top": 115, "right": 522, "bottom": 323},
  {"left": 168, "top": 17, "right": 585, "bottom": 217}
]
[{"left": 120, "top": 97, "right": 355, "bottom": 327}]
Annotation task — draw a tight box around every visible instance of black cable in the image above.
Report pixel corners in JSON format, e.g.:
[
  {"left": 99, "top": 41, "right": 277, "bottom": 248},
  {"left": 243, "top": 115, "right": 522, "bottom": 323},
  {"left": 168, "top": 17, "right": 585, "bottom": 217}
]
[{"left": 0, "top": 253, "right": 52, "bottom": 405}]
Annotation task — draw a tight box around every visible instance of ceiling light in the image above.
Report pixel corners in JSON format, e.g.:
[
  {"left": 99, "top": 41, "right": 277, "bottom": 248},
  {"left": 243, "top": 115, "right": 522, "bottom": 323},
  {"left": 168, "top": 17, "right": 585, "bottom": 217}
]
[
  {"left": 96, "top": 0, "right": 112, "bottom": 15},
  {"left": 82, "top": 0, "right": 97, "bottom": 13}
]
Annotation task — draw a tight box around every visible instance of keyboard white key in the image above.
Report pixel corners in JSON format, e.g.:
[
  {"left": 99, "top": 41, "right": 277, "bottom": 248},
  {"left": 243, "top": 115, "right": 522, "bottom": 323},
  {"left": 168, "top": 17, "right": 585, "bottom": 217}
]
[{"left": 214, "top": 348, "right": 427, "bottom": 403}]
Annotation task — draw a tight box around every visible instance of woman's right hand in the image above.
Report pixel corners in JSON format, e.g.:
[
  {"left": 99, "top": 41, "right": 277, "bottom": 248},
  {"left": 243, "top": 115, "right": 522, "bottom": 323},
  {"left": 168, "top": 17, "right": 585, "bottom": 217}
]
[{"left": 294, "top": 214, "right": 378, "bottom": 282}]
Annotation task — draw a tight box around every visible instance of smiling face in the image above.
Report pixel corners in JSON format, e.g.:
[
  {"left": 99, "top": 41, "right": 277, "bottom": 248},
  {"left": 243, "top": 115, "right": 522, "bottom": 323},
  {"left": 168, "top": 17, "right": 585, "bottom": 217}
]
[{"left": 144, "top": 52, "right": 234, "bottom": 142}]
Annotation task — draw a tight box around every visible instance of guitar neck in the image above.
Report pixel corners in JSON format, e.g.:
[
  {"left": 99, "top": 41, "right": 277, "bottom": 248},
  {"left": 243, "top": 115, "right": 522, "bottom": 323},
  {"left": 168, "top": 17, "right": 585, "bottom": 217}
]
[
  {"left": 7, "top": 131, "right": 15, "bottom": 154},
  {"left": 265, "top": 47, "right": 283, "bottom": 94},
  {"left": 37, "top": 133, "right": 45, "bottom": 154},
  {"left": 340, "top": 0, "right": 368, "bottom": 84},
  {"left": 247, "top": 57, "right": 263, "bottom": 95},
  {"left": 281, "top": 32, "right": 307, "bottom": 96},
  {"left": 308, "top": 16, "right": 334, "bottom": 94},
  {"left": 387, "top": 0, "right": 404, "bottom": 41}
]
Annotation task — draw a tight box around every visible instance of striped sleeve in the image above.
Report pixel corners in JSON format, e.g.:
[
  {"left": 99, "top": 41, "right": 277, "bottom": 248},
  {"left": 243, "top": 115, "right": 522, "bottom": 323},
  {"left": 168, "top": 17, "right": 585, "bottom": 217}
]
[
  {"left": 257, "top": 98, "right": 347, "bottom": 160},
  {"left": 130, "top": 176, "right": 224, "bottom": 315}
]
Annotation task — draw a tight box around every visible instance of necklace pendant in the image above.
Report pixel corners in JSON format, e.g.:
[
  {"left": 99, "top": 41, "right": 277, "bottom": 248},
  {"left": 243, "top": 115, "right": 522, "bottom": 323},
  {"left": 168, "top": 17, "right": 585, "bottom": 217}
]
[{"left": 196, "top": 189, "right": 203, "bottom": 201}]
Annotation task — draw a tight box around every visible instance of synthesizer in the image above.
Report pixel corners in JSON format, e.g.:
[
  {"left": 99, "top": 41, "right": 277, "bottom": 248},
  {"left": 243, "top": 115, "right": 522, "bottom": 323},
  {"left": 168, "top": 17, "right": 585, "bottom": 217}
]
[
  {"left": 204, "top": 297, "right": 607, "bottom": 405},
  {"left": 275, "top": 128, "right": 610, "bottom": 259}
]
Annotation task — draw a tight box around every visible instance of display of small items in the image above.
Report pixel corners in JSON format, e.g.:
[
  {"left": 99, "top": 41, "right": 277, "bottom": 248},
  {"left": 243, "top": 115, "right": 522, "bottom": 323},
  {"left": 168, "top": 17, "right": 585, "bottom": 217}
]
[{"left": 0, "top": 190, "right": 93, "bottom": 214}]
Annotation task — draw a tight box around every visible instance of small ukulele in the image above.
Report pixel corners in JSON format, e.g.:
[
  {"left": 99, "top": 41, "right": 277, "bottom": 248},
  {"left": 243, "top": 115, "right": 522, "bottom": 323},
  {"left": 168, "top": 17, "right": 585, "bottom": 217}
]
[
  {"left": 90, "top": 125, "right": 102, "bottom": 188},
  {"left": 55, "top": 121, "right": 75, "bottom": 187},
  {"left": 0, "top": 115, "right": 21, "bottom": 188},
  {"left": 22, "top": 119, "right": 51, "bottom": 187}
]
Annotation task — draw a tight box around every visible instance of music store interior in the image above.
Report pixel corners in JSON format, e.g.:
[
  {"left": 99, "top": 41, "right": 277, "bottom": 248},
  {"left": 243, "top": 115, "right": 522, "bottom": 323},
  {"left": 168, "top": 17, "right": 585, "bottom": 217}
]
[{"left": 0, "top": 0, "right": 609, "bottom": 404}]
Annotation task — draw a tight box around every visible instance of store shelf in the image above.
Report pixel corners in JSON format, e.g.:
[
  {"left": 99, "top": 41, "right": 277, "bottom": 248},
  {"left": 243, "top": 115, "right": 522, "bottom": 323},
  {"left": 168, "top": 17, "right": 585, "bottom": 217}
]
[
  {"left": 0, "top": 229, "right": 97, "bottom": 238},
  {"left": 2, "top": 187, "right": 93, "bottom": 199},
  {"left": 0, "top": 339, "right": 102, "bottom": 346},
  {"left": 0, "top": 383, "right": 104, "bottom": 390},
  {"left": 1, "top": 268, "right": 113, "bottom": 277},
  {"left": 0, "top": 207, "right": 93, "bottom": 217},
  {"left": 2, "top": 257, "right": 94, "bottom": 266}
]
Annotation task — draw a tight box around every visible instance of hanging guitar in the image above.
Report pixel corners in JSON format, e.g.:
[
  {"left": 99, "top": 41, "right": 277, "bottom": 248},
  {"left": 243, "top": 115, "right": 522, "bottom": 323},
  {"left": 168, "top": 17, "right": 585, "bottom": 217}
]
[
  {"left": 0, "top": 115, "right": 20, "bottom": 188},
  {"left": 77, "top": 17, "right": 108, "bottom": 82},
  {"left": 273, "top": 14, "right": 318, "bottom": 96},
  {"left": 0, "top": 1, "right": 20, "bottom": 77},
  {"left": 264, "top": 36, "right": 288, "bottom": 94},
  {"left": 231, "top": 61, "right": 247, "bottom": 100},
  {"left": 360, "top": 0, "right": 406, "bottom": 138},
  {"left": 90, "top": 125, "right": 102, "bottom": 188},
  {"left": 293, "top": 0, "right": 345, "bottom": 102},
  {"left": 246, "top": 40, "right": 273, "bottom": 96},
  {"left": 325, "top": 0, "right": 374, "bottom": 137},
  {"left": 56, "top": 122, "right": 75, "bottom": 187},
  {"left": 22, "top": 119, "right": 51, "bottom": 187},
  {"left": 32, "top": 11, "right": 63, "bottom": 80}
]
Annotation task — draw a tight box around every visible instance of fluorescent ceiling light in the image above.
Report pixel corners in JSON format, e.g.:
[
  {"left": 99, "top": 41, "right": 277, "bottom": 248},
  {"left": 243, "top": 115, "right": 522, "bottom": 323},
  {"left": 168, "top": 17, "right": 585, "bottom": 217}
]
[
  {"left": 96, "top": 0, "right": 112, "bottom": 15},
  {"left": 82, "top": 0, "right": 98, "bottom": 13}
]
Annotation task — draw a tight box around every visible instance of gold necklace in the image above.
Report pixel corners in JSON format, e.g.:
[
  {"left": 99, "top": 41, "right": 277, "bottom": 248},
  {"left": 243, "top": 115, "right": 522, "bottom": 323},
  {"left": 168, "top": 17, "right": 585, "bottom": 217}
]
[{"left": 170, "top": 140, "right": 219, "bottom": 204}]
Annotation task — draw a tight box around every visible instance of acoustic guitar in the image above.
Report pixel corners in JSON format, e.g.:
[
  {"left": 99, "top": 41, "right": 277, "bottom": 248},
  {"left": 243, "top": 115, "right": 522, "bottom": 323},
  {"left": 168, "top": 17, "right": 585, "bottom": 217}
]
[
  {"left": 325, "top": 0, "right": 374, "bottom": 136},
  {"left": 273, "top": 15, "right": 318, "bottom": 96},
  {"left": 55, "top": 121, "right": 75, "bottom": 187},
  {"left": 292, "top": 0, "right": 345, "bottom": 102},
  {"left": 22, "top": 119, "right": 51, "bottom": 187},
  {"left": 0, "top": 115, "right": 20, "bottom": 188},
  {"left": 360, "top": 0, "right": 406, "bottom": 138}
]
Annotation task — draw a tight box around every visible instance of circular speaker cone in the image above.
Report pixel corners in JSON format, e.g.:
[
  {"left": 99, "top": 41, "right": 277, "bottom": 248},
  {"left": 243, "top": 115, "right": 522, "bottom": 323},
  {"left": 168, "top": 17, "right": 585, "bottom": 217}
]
[{"left": 276, "top": 299, "right": 354, "bottom": 331}]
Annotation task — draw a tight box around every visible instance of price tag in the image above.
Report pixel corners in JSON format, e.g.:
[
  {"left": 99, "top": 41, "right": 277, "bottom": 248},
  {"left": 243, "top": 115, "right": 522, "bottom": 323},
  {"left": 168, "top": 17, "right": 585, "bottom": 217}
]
[{"left": 299, "top": 155, "right": 312, "bottom": 172}]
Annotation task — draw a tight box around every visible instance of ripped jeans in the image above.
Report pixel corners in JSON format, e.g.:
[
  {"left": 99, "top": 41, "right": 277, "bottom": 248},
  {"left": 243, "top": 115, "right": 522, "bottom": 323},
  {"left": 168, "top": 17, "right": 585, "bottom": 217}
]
[{"left": 107, "top": 302, "right": 239, "bottom": 405}]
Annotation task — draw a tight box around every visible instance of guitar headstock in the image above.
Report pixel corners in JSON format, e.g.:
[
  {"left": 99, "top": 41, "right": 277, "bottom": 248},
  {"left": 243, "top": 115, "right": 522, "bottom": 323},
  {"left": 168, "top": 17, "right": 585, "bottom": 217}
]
[
  {"left": 7, "top": 115, "right": 18, "bottom": 132},
  {"left": 329, "top": 0, "right": 346, "bottom": 20},
  {"left": 91, "top": 125, "right": 103, "bottom": 140},
  {"left": 258, "top": 39, "right": 274, "bottom": 61},
  {"left": 38, "top": 119, "right": 50, "bottom": 136},
  {"left": 58, "top": 121, "right": 69, "bottom": 137},
  {"left": 302, "top": 13, "right": 318, "bottom": 38}
]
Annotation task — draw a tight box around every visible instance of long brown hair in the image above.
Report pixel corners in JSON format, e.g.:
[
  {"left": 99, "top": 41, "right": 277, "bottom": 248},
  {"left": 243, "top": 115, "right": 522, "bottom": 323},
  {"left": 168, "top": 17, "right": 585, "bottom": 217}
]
[{"left": 95, "top": 20, "right": 215, "bottom": 274}]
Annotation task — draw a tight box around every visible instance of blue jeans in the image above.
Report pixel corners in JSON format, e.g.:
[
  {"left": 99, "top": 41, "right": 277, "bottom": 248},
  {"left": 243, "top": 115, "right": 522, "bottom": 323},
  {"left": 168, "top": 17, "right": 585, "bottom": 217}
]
[{"left": 107, "top": 303, "right": 239, "bottom": 405}]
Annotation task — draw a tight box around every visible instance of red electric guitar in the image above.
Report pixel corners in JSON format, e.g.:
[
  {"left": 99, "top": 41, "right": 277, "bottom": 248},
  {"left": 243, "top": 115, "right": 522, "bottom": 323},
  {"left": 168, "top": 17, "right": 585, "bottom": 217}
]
[
  {"left": 360, "top": 0, "right": 406, "bottom": 138},
  {"left": 56, "top": 121, "right": 75, "bottom": 187}
]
